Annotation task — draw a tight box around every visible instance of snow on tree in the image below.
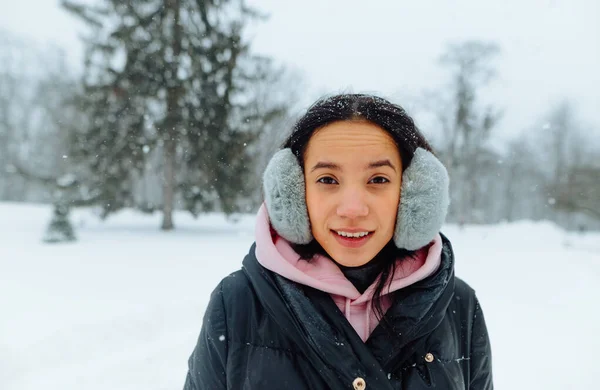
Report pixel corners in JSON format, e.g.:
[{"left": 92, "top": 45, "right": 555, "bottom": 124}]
[{"left": 63, "top": 0, "right": 283, "bottom": 229}]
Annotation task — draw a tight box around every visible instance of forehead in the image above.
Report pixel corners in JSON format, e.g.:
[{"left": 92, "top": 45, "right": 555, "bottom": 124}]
[{"left": 305, "top": 120, "right": 399, "bottom": 160}]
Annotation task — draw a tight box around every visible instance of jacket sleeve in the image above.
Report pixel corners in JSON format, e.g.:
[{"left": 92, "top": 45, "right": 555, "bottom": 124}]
[
  {"left": 184, "top": 282, "right": 228, "bottom": 390},
  {"left": 469, "top": 296, "right": 493, "bottom": 390}
]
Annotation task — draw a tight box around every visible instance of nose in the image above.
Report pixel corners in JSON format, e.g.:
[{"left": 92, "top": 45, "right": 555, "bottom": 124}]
[{"left": 336, "top": 187, "right": 368, "bottom": 219}]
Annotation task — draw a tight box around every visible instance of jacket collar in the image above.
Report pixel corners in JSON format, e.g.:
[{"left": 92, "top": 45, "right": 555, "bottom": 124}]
[
  {"left": 242, "top": 234, "right": 455, "bottom": 388},
  {"left": 367, "top": 235, "right": 455, "bottom": 372}
]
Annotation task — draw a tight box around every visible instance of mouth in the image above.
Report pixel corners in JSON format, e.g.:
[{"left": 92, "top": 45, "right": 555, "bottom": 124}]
[{"left": 330, "top": 229, "right": 374, "bottom": 248}]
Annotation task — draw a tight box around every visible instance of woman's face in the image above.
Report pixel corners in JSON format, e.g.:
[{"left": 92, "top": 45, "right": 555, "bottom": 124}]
[{"left": 304, "top": 120, "right": 403, "bottom": 267}]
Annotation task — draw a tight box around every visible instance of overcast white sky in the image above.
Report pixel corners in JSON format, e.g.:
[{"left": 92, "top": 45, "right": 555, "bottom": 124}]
[{"left": 1, "top": 0, "right": 598, "bottom": 141}]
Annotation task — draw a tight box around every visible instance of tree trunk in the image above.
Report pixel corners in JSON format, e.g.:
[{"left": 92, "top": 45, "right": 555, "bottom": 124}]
[
  {"left": 162, "top": 132, "right": 176, "bottom": 230},
  {"left": 504, "top": 164, "right": 516, "bottom": 222},
  {"left": 161, "top": 0, "right": 182, "bottom": 231}
]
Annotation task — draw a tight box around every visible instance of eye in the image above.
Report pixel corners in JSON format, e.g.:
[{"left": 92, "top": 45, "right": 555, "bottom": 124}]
[
  {"left": 317, "top": 176, "right": 338, "bottom": 185},
  {"left": 369, "top": 176, "right": 390, "bottom": 184}
]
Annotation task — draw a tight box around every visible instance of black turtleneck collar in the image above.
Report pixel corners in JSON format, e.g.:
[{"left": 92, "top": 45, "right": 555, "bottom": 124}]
[{"left": 335, "top": 242, "right": 397, "bottom": 294}]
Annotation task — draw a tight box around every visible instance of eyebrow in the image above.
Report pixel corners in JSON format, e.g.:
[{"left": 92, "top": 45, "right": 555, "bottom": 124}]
[
  {"left": 368, "top": 159, "right": 397, "bottom": 172},
  {"left": 310, "top": 159, "right": 397, "bottom": 173},
  {"left": 310, "top": 162, "right": 341, "bottom": 173}
]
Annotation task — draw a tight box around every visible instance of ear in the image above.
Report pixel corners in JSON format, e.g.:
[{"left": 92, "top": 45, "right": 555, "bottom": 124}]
[
  {"left": 394, "top": 148, "right": 450, "bottom": 250},
  {"left": 262, "top": 149, "right": 313, "bottom": 244}
]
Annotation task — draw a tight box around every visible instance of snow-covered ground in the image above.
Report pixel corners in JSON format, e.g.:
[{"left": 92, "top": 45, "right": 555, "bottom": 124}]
[{"left": 1, "top": 202, "right": 598, "bottom": 389}]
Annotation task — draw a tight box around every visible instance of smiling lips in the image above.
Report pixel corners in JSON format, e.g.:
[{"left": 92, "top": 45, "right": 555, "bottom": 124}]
[{"left": 331, "top": 229, "right": 374, "bottom": 248}]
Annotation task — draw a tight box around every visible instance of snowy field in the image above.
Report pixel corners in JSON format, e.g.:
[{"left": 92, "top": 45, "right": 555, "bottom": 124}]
[{"left": 1, "top": 202, "right": 599, "bottom": 389}]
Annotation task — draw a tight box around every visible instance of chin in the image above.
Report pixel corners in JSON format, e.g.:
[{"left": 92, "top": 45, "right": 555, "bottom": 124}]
[{"left": 329, "top": 249, "right": 375, "bottom": 267}]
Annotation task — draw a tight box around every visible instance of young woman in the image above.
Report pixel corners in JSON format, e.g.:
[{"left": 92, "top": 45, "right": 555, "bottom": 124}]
[{"left": 184, "top": 94, "right": 493, "bottom": 389}]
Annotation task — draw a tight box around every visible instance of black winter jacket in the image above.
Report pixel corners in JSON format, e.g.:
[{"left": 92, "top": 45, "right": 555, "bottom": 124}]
[{"left": 184, "top": 235, "right": 493, "bottom": 389}]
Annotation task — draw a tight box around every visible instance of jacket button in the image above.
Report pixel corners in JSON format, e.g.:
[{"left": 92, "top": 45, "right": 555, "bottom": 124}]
[
  {"left": 353, "top": 377, "right": 366, "bottom": 389},
  {"left": 425, "top": 353, "right": 435, "bottom": 363}
]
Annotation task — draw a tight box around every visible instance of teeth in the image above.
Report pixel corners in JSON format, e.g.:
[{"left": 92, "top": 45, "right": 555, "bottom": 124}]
[{"left": 336, "top": 231, "right": 370, "bottom": 238}]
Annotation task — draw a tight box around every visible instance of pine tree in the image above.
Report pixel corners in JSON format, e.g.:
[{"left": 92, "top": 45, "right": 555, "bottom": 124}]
[{"left": 63, "top": 0, "right": 273, "bottom": 229}]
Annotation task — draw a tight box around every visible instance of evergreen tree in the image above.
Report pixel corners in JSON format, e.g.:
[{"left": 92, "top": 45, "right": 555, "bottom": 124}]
[{"left": 63, "top": 0, "right": 274, "bottom": 229}]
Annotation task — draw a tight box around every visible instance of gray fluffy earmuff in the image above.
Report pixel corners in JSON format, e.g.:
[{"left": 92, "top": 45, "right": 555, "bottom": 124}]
[{"left": 262, "top": 147, "right": 449, "bottom": 250}]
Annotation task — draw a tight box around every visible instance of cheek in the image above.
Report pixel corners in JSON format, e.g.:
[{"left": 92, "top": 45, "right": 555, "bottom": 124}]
[
  {"left": 305, "top": 183, "right": 323, "bottom": 225},
  {"left": 380, "top": 189, "right": 401, "bottom": 229},
  {"left": 305, "top": 183, "right": 335, "bottom": 240}
]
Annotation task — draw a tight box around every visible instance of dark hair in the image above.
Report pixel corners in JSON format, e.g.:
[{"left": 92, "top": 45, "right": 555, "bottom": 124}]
[{"left": 282, "top": 93, "right": 434, "bottom": 324}]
